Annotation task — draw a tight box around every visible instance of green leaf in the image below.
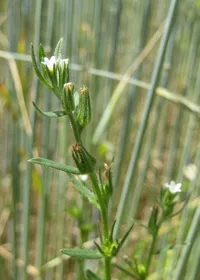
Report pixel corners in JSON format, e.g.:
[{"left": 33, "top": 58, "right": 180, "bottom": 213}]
[
  {"left": 38, "top": 44, "right": 46, "bottom": 62},
  {"left": 28, "top": 157, "right": 99, "bottom": 208},
  {"left": 28, "top": 157, "right": 81, "bottom": 174},
  {"left": 114, "top": 224, "right": 134, "bottom": 256},
  {"left": 61, "top": 248, "right": 102, "bottom": 260},
  {"left": 30, "top": 43, "right": 53, "bottom": 89},
  {"left": 67, "top": 173, "right": 99, "bottom": 209},
  {"left": 97, "top": 224, "right": 103, "bottom": 244},
  {"left": 113, "top": 263, "right": 140, "bottom": 279},
  {"left": 109, "top": 220, "right": 116, "bottom": 243},
  {"left": 54, "top": 38, "right": 63, "bottom": 59},
  {"left": 94, "top": 241, "right": 105, "bottom": 256},
  {"left": 86, "top": 270, "right": 102, "bottom": 280},
  {"left": 33, "top": 102, "right": 66, "bottom": 118}
]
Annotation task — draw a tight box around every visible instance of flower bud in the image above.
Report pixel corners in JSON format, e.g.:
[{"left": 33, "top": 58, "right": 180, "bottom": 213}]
[
  {"left": 63, "top": 83, "right": 75, "bottom": 113},
  {"left": 160, "top": 181, "right": 182, "bottom": 219},
  {"left": 76, "top": 86, "right": 91, "bottom": 127},
  {"left": 56, "top": 58, "right": 69, "bottom": 90},
  {"left": 31, "top": 39, "right": 70, "bottom": 102},
  {"left": 41, "top": 56, "right": 69, "bottom": 95},
  {"left": 72, "top": 143, "right": 96, "bottom": 174}
]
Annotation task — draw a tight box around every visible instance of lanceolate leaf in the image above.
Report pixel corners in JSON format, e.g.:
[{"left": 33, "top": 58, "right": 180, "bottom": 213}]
[
  {"left": 61, "top": 248, "right": 102, "bottom": 260},
  {"left": 113, "top": 263, "right": 140, "bottom": 279},
  {"left": 109, "top": 220, "right": 116, "bottom": 243},
  {"left": 67, "top": 172, "right": 99, "bottom": 209},
  {"left": 28, "top": 157, "right": 81, "bottom": 174},
  {"left": 30, "top": 44, "right": 52, "bottom": 89},
  {"left": 54, "top": 38, "right": 63, "bottom": 59},
  {"left": 94, "top": 241, "right": 105, "bottom": 256},
  {"left": 86, "top": 270, "right": 102, "bottom": 280},
  {"left": 33, "top": 102, "right": 66, "bottom": 118},
  {"left": 38, "top": 44, "right": 46, "bottom": 62},
  {"left": 114, "top": 224, "right": 134, "bottom": 256},
  {"left": 29, "top": 158, "right": 99, "bottom": 208}
]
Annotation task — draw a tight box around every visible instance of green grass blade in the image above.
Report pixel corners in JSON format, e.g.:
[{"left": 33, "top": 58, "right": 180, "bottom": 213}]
[{"left": 114, "top": 0, "right": 179, "bottom": 239}]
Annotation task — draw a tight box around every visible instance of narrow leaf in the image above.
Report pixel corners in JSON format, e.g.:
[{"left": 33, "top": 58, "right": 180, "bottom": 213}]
[
  {"left": 30, "top": 44, "right": 52, "bottom": 89},
  {"left": 94, "top": 241, "right": 105, "bottom": 256},
  {"left": 97, "top": 224, "right": 103, "bottom": 244},
  {"left": 114, "top": 224, "right": 134, "bottom": 256},
  {"left": 28, "top": 157, "right": 81, "bottom": 174},
  {"left": 33, "top": 102, "right": 66, "bottom": 118},
  {"left": 109, "top": 220, "right": 116, "bottom": 243},
  {"left": 54, "top": 38, "right": 63, "bottom": 59},
  {"left": 29, "top": 158, "right": 99, "bottom": 208},
  {"left": 86, "top": 270, "right": 102, "bottom": 280},
  {"left": 38, "top": 44, "right": 46, "bottom": 62},
  {"left": 61, "top": 248, "right": 102, "bottom": 260},
  {"left": 113, "top": 263, "right": 140, "bottom": 279},
  {"left": 67, "top": 173, "right": 99, "bottom": 209}
]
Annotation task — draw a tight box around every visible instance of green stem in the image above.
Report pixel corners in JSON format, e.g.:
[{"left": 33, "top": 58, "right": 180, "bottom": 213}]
[
  {"left": 68, "top": 112, "right": 82, "bottom": 143},
  {"left": 89, "top": 172, "right": 109, "bottom": 240},
  {"left": 146, "top": 219, "right": 163, "bottom": 277},
  {"left": 145, "top": 233, "right": 157, "bottom": 277},
  {"left": 105, "top": 258, "right": 111, "bottom": 280},
  {"left": 89, "top": 172, "right": 111, "bottom": 279}
]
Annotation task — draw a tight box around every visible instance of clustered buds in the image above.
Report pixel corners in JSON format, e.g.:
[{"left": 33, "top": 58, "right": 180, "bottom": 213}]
[
  {"left": 72, "top": 143, "right": 96, "bottom": 174},
  {"left": 40, "top": 53, "right": 69, "bottom": 94},
  {"left": 147, "top": 181, "right": 183, "bottom": 236},
  {"left": 31, "top": 39, "right": 93, "bottom": 143},
  {"left": 31, "top": 39, "right": 69, "bottom": 102},
  {"left": 160, "top": 180, "right": 182, "bottom": 218}
]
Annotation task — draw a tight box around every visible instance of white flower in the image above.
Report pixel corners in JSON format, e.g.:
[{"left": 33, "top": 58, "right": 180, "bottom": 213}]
[
  {"left": 42, "top": 56, "right": 57, "bottom": 72},
  {"left": 164, "top": 181, "right": 182, "bottom": 194},
  {"left": 42, "top": 56, "right": 69, "bottom": 72}
]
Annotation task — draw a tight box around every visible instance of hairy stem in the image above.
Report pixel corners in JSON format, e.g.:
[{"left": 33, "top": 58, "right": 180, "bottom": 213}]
[
  {"left": 89, "top": 172, "right": 109, "bottom": 240},
  {"left": 68, "top": 112, "right": 82, "bottom": 143},
  {"left": 89, "top": 171, "right": 111, "bottom": 279}
]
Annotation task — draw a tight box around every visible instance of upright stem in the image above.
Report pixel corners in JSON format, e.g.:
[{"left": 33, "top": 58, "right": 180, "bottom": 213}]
[
  {"left": 145, "top": 233, "right": 157, "bottom": 277},
  {"left": 89, "top": 172, "right": 109, "bottom": 240},
  {"left": 68, "top": 112, "right": 82, "bottom": 143},
  {"left": 146, "top": 218, "right": 163, "bottom": 277},
  {"left": 105, "top": 258, "right": 111, "bottom": 280},
  {"left": 89, "top": 171, "right": 111, "bottom": 279}
]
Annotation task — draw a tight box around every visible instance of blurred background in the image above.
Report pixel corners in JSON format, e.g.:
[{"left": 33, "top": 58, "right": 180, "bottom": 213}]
[{"left": 1, "top": 0, "right": 200, "bottom": 279}]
